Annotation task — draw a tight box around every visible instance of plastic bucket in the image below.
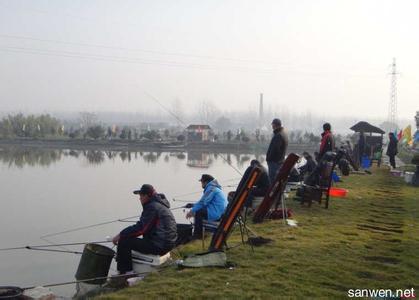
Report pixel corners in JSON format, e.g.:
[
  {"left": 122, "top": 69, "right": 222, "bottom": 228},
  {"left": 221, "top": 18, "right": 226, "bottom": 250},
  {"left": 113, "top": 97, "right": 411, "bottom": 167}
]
[
  {"left": 390, "top": 170, "right": 403, "bottom": 177},
  {"left": 332, "top": 171, "right": 340, "bottom": 182},
  {"left": 328, "top": 187, "right": 348, "bottom": 198},
  {"left": 404, "top": 172, "right": 414, "bottom": 184},
  {"left": 361, "top": 156, "right": 371, "bottom": 169},
  {"left": 75, "top": 243, "right": 115, "bottom": 285},
  {"left": 0, "top": 286, "right": 23, "bottom": 299}
]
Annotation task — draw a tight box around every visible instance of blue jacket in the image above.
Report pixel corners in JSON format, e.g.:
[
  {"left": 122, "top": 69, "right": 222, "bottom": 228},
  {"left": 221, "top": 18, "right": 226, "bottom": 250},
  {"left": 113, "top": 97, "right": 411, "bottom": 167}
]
[{"left": 191, "top": 179, "right": 228, "bottom": 221}]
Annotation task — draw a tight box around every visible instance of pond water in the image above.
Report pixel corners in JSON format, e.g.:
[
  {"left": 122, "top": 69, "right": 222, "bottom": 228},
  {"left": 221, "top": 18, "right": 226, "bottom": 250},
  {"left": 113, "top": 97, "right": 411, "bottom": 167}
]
[{"left": 0, "top": 145, "right": 275, "bottom": 297}]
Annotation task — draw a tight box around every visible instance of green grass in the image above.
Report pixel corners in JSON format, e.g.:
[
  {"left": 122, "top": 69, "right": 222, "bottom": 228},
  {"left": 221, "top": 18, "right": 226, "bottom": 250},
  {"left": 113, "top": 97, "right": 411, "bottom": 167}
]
[{"left": 98, "top": 167, "right": 419, "bottom": 299}]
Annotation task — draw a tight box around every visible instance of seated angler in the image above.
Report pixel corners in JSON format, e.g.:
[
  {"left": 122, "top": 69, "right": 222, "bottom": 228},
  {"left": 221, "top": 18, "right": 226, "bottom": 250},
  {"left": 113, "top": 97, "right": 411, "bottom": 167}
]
[
  {"left": 112, "top": 184, "right": 177, "bottom": 275},
  {"left": 243, "top": 160, "right": 270, "bottom": 209},
  {"left": 298, "top": 152, "right": 317, "bottom": 181},
  {"left": 186, "top": 174, "right": 228, "bottom": 239}
]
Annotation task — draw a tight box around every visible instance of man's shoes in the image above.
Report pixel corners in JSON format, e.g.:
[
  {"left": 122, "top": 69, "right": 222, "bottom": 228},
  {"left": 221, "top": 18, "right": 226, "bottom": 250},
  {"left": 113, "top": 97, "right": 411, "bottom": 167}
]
[{"left": 107, "top": 271, "right": 137, "bottom": 288}]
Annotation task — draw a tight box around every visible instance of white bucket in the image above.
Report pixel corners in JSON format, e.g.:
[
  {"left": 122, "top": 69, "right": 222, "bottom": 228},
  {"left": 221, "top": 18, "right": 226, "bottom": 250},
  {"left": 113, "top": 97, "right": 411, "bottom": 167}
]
[
  {"left": 404, "top": 172, "right": 414, "bottom": 184},
  {"left": 132, "top": 251, "right": 171, "bottom": 274}
]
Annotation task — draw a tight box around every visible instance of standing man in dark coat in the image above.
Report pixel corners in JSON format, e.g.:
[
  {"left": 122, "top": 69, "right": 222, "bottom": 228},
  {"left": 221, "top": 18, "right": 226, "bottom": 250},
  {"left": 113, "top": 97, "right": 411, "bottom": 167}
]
[
  {"left": 112, "top": 184, "right": 177, "bottom": 274},
  {"left": 386, "top": 132, "right": 398, "bottom": 169},
  {"left": 266, "top": 118, "right": 288, "bottom": 183},
  {"left": 318, "top": 122, "right": 335, "bottom": 161}
]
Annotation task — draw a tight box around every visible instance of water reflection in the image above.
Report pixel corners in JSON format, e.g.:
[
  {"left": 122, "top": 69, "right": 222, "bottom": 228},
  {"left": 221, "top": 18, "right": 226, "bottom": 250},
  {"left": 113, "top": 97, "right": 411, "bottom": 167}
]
[
  {"left": 85, "top": 150, "right": 105, "bottom": 165},
  {"left": 0, "top": 146, "right": 266, "bottom": 169},
  {"left": 187, "top": 151, "right": 212, "bottom": 168},
  {"left": 0, "top": 146, "right": 63, "bottom": 168}
]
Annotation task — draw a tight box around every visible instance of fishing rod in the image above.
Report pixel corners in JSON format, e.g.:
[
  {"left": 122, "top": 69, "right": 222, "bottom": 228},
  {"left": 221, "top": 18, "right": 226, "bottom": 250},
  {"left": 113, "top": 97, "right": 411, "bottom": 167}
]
[
  {"left": 143, "top": 91, "right": 243, "bottom": 177},
  {"left": 0, "top": 240, "right": 109, "bottom": 251},
  {"left": 117, "top": 204, "right": 191, "bottom": 221},
  {"left": 22, "top": 251, "right": 182, "bottom": 290},
  {"left": 22, "top": 247, "right": 84, "bottom": 255},
  {"left": 22, "top": 271, "right": 151, "bottom": 290},
  {"left": 38, "top": 203, "right": 194, "bottom": 238},
  {"left": 40, "top": 202, "right": 193, "bottom": 238},
  {"left": 41, "top": 215, "right": 139, "bottom": 238},
  {"left": 172, "top": 183, "right": 239, "bottom": 201}
]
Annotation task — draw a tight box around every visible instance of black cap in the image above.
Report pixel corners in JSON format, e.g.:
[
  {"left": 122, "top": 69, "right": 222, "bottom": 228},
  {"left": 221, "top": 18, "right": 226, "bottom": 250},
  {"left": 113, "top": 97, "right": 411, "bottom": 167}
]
[
  {"left": 133, "top": 184, "right": 155, "bottom": 195},
  {"left": 199, "top": 174, "right": 214, "bottom": 183},
  {"left": 271, "top": 118, "right": 282, "bottom": 126},
  {"left": 323, "top": 122, "right": 331, "bottom": 131},
  {"left": 250, "top": 159, "right": 261, "bottom": 167}
]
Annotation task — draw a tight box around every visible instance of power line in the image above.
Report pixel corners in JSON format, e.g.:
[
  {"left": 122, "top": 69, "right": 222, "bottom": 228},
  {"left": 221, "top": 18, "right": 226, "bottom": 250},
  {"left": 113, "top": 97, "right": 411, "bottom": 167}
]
[
  {"left": 0, "top": 33, "right": 286, "bottom": 65},
  {"left": 0, "top": 36, "right": 384, "bottom": 78},
  {"left": 0, "top": 46, "right": 281, "bottom": 74}
]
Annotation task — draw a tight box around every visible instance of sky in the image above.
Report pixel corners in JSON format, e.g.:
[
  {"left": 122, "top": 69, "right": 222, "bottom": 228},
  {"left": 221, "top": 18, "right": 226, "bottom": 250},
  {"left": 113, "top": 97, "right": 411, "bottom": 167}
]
[{"left": 0, "top": 0, "right": 418, "bottom": 124}]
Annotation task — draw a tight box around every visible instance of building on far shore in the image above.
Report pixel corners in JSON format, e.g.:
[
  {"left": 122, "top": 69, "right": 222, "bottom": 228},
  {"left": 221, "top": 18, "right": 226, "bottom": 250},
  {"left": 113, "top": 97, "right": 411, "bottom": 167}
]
[{"left": 186, "top": 124, "right": 211, "bottom": 142}]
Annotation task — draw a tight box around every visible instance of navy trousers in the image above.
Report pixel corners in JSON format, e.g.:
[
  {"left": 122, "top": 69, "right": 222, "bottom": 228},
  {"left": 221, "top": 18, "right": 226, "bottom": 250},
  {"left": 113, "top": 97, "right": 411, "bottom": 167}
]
[{"left": 116, "top": 237, "right": 167, "bottom": 273}]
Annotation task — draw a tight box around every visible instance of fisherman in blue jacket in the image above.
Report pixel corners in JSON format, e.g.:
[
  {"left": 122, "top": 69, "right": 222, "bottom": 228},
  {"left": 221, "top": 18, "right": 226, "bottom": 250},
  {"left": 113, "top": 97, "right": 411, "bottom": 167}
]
[
  {"left": 112, "top": 184, "right": 177, "bottom": 274},
  {"left": 186, "top": 174, "right": 228, "bottom": 238}
]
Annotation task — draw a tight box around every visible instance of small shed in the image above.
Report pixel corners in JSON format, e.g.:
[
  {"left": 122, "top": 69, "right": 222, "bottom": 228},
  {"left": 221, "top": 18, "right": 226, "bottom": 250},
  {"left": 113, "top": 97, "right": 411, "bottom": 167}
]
[
  {"left": 350, "top": 121, "right": 386, "bottom": 135},
  {"left": 186, "top": 125, "right": 211, "bottom": 142},
  {"left": 350, "top": 121, "right": 385, "bottom": 166}
]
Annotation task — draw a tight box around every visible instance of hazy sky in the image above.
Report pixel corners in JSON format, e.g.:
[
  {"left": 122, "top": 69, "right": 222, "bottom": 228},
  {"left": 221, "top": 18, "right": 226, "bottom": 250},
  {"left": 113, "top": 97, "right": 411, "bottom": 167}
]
[{"left": 0, "top": 0, "right": 418, "bottom": 121}]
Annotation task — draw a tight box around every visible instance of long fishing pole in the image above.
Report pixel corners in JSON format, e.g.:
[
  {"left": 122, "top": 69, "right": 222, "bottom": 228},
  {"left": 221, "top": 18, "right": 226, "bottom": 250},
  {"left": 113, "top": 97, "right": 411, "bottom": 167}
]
[
  {"left": 22, "top": 271, "right": 151, "bottom": 290},
  {"left": 172, "top": 182, "right": 239, "bottom": 201},
  {"left": 0, "top": 240, "right": 109, "bottom": 251},
  {"left": 23, "top": 247, "right": 84, "bottom": 255},
  {"left": 41, "top": 215, "right": 139, "bottom": 238},
  {"left": 143, "top": 91, "right": 243, "bottom": 177},
  {"left": 40, "top": 202, "right": 192, "bottom": 238}
]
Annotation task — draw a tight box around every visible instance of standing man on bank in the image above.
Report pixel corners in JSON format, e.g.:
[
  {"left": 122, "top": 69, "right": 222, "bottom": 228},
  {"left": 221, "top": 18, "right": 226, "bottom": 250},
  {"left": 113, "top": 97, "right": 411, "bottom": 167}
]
[
  {"left": 266, "top": 118, "right": 289, "bottom": 183},
  {"left": 386, "top": 132, "right": 398, "bottom": 169},
  {"left": 318, "top": 122, "right": 335, "bottom": 161}
]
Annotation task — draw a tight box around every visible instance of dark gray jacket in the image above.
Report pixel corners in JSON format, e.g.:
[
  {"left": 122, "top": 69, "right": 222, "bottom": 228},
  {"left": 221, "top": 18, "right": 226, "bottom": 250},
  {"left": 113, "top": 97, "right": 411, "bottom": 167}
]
[
  {"left": 386, "top": 136, "right": 398, "bottom": 156},
  {"left": 120, "top": 194, "right": 177, "bottom": 252},
  {"left": 266, "top": 128, "right": 288, "bottom": 163}
]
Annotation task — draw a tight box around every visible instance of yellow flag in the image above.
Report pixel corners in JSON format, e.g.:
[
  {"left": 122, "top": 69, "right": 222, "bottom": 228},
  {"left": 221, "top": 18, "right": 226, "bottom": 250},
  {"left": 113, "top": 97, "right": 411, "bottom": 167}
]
[{"left": 401, "top": 125, "right": 412, "bottom": 145}]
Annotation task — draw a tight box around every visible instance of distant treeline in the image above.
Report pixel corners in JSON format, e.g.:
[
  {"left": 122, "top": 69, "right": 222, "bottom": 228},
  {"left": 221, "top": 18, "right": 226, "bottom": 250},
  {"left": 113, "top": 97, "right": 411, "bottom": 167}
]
[
  {"left": 0, "top": 113, "right": 349, "bottom": 145},
  {"left": 0, "top": 113, "right": 63, "bottom": 138}
]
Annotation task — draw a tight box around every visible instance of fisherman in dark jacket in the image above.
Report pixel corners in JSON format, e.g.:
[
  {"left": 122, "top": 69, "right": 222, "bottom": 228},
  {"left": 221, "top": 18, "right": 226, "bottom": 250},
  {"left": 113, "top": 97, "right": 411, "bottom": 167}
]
[
  {"left": 386, "top": 132, "right": 398, "bottom": 169},
  {"left": 266, "top": 118, "right": 288, "bottom": 183},
  {"left": 241, "top": 159, "right": 270, "bottom": 209},
  {"left": 112, "top": 184, "right": 177, "bottom": 274},
  {"left": 318, "top": 123, "right": 335, "bottom": 161}
]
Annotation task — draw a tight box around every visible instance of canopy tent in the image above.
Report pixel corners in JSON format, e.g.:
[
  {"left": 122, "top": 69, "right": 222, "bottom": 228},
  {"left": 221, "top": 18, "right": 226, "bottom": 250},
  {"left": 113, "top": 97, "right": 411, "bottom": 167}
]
[{"left": 350, "top": 121, "right": 385, "bottom": 134}]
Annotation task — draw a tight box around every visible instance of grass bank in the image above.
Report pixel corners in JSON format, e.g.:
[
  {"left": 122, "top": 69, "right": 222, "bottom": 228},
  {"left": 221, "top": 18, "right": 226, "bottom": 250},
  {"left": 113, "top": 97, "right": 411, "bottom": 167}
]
[{"left": 98, "top": 167, "right": 418, "bottom": 299}]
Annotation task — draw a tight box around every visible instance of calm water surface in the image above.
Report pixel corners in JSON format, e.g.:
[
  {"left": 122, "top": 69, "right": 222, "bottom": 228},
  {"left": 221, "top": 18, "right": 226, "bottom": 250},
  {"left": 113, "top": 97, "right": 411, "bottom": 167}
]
[{"left": 0, "top": 146, "right": 272, "bottom": 297}]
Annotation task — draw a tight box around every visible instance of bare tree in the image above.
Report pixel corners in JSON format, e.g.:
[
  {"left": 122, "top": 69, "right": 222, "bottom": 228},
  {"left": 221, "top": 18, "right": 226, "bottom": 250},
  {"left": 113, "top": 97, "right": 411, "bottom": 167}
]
[
  {"left": 171, "top": 98, "right": 185, "bottom": 126},
  {"left": 197, "top": 100, "right": 220, "bottom": 125},
  {"left": 79, "top": 112, "right": 97, "bottom": 129}
]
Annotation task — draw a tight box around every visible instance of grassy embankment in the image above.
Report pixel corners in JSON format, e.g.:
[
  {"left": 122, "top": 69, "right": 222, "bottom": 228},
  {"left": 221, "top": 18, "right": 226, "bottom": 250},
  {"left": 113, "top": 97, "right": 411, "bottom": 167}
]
[{"left": 98, "top": 167, "right": 418, "bottom": 299}]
